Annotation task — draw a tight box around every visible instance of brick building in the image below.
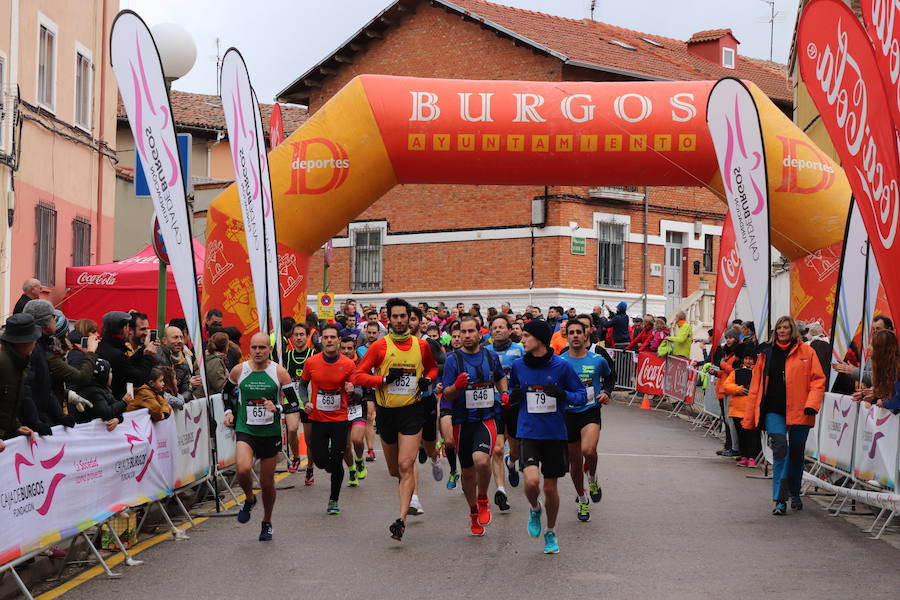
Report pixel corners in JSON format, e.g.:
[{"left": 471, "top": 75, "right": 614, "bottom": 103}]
[{"left": 276, "top": 0, "right": 790, "bottom": 320}]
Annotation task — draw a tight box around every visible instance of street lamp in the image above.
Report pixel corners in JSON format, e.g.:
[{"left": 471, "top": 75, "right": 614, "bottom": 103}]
[{"left": 151, "top": 22, "right": 197, "bottom": 87}]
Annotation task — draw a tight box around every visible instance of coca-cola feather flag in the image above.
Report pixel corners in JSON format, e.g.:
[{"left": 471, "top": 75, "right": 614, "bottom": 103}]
[
  {"left": 712, "top": 213, "right": 744, "bottom": 345},
  {"left": 798, "top": 0, "right": 900, "bottom": 318}
]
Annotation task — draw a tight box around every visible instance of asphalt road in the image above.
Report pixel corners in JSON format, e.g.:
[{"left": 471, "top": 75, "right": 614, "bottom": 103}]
[{"left": 61, "top": 400, "right": 900, "bottom": 600}]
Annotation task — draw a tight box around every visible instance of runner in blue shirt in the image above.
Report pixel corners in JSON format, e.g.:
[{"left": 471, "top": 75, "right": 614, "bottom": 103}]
[
  {"left": 485, "top": 314, "right": 525, "bottom": 510},
  {"left": 442, "top": 316, "right": 507, "bottom": 536},
  {"left": 508, "top": 319, "right": 586, "bottom": 554},
  {"left": 560, "top": 317, "right": 612, "bottom": 523}
]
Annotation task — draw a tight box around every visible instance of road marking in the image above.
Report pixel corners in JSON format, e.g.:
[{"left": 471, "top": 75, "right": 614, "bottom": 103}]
[
  {"left": 598, "top": 452, "right": 722, "bottom": 460},
  {"left": 37, "top": 471, "right": 292, "bottom": 600}
]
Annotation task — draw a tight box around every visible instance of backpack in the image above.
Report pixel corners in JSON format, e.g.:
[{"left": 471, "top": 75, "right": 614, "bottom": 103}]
[{"left": 657, "top": 337, "right": 674, "bottom": 357}]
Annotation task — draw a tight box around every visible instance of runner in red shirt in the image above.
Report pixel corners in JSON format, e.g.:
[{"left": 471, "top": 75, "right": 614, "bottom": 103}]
[{"left": 299, "top": 324, "right": 358, "bottom": 515}]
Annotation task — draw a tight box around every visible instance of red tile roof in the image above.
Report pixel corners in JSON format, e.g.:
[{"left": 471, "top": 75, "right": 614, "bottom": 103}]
[
  {"left": 116, "top": 90, "right": 308, "bottom": 137},
  {"left": 448, "top": 0, "right": 788, "bottom": 102},
  {"left": 688, "top": 28, "right": 738, "bottom": 44},
  {"left": 278, "top": 0, "right": 790, "bottom": 104}
]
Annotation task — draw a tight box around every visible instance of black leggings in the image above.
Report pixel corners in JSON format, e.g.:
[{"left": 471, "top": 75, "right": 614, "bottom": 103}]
[
  {"left": 733, "top": 418, "right": 761, "bottom": 460},
  {"left": 310, "top": 420, "right": 350, "bottom": 502}
]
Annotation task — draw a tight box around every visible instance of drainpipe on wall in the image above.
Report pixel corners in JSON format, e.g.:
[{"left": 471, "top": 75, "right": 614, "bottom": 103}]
[
  {"left": 642, "top": 186, "right": 648, "bottom": 316},
  {"left": 94, "top": 0, "right": 109, "bottom": 263},
  {"left": 3, "top": 0, "right": 19, "bottom": 315}
]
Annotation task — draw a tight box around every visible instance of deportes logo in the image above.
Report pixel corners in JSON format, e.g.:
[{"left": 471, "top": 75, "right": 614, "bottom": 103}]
[
  {"left": 2, "top": 439, "right": 67, "bottom": 517},
  {"left": 286, "top": 138, "right": 350, "bottom": 195}
]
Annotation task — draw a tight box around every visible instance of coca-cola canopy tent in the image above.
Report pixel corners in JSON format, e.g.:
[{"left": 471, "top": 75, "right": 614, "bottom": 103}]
[{"left": 61, "top": 242, "right": 205, "bottom": 328}]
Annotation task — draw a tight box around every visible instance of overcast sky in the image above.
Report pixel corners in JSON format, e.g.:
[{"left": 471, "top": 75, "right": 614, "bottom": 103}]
[{"left": 121, "top": 0, "right": 801, "bottom": 103}]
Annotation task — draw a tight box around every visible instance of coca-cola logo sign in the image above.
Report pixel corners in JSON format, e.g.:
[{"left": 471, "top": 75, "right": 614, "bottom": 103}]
[
  {"left": 76, "top": 271, "right": 118, "bottom": 286},
  {"left": 636, "top": 354, "right": 664, "bottom": 389},
  {"left": 798, "top": 0, "right": 900, "bottom": 324},
  {"left": 720, "top": 247, "right": 742, "bottom": 289}
]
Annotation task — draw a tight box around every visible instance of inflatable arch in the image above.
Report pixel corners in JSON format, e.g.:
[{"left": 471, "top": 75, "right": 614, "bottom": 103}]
[{"left": 203, "top": 75, "right": 850, "bottom": 333}]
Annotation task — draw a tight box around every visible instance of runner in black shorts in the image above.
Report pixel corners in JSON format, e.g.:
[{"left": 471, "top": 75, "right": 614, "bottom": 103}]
[
  {"left": 438, "top": 324, "right": 463, "bottom": 489},
  {"left": 341, "top": 336, "right": 369, "bottom": 486},
  {"left": 283, "top": 322, "right": 317, "bottom": 483},
  {"left": 441, "top": 315, "right": 507, "bottom": 536},
  {"left": 508, "top": 320, "right": 587, "bottom": 554},
  {"left": 352, "top": 298, "right": 438, "bottom": 541}
]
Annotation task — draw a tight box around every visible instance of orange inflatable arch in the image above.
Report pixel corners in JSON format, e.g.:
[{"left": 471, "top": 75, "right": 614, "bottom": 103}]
[{"left": 203, "top": 75, "right": 850, "bottom": 335}]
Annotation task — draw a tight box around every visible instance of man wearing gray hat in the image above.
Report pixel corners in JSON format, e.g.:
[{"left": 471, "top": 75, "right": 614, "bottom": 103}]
[
  {"left": 22, "top": 300, "right": 95, "bottom": 430},
  {"left": 0, "top": 314, "right": 42, "bottom": 440}
]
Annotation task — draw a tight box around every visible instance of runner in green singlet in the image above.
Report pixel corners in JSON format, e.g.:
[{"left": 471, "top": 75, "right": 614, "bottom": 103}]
[{"left": 223, "top": 333, "right": 295, "bottom": 541}]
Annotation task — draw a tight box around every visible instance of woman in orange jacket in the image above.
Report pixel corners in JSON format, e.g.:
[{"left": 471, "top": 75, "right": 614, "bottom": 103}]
[
  {"left": 743, "top": 316, "right": 825, "bottom": 516},
  {"left": 722, "top": 346, "right": 764, "bottom": 467},
  {"left": 710, "top": 328, "right": 741, "bottom": 457}
]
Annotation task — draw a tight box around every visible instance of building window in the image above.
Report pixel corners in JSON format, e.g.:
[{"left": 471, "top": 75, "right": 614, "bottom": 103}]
[
  {"left": 35, "top": 202, "right": 57, "bottom": 285},
  {"left": 722, "top": 47, "right": 735, "bottom": 69},
  {"left": 74, "top": 49, "right": 92, "bottom": 129},
  {"left": 703, "top": 233, "right": 714, "bottom": 272},
  {"left": 351, "top": 223, "right": 384, "bottom": 292},
  {"left": 38, "top": 18, "right": 57, "bottom": 110},
  {"left": 597, "top": 221, "right": 626, "bottom": 289},
  {"left": 72, "top": 217, "right": 91, "bottom": 266}
]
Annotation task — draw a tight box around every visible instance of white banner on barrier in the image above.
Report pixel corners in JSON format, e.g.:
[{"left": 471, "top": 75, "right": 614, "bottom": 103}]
[
  {"left": 818, "top": 393, "right": 858, "bottom": 473},
  {"left": 210, "top": 394, "right": 236, "bottom": 469},
  {"left": 805, "top": 413, "right": 820, "bottom": 460},
  {"left": 0, "top": 410, "right": 172, "bottom": 564},
  {"left": 853, "top": 404, "right": 900, "bottom": 490},
  {"left": 702, "top": 375, "right": 721, "bottom": 417},
  {"left": 173, "top": 398, "right": 211, "bottom": 489}
]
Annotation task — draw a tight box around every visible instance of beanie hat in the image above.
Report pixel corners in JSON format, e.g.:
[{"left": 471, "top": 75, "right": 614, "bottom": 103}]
[
  {"left": 23, "top": 299, "right": 55, "bottom": 328},
  {"left": 523, "top": 319, "right": 552, "bottom": 351},
  {"left": 617, "top": 301, "right": 628, "bottom": 312},
  {"left": 724, "top": 327, "right": 741, "bottom": 340},
  {"left": 52, "top": 310, "right": 69, "bottom": 339},
  {"left": 93, "top": 358, "right": 111, "bottom": 385}
]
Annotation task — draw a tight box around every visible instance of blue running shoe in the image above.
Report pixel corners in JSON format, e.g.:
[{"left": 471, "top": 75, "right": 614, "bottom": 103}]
[
  {"left": 543, "top": 530, "right": 559, "bottom": 554},
  {"left": 237, "top": 495, "right": 257, "bottom": 523},
  {"left": 505, "top": 455, "right": 520, "bottom": 488},
  {"left": 527, "top": 507, "right": 542, "bottom": 537},
  {"left": 258, "top": 521, "right": 273, "bottom": 541},
  {"left": 446, "top": 472, "right": 459, "bottom": 490},
  {"left": 772, "top": 502, "right": 787, "bottom": 516},
  {"left": 588, "top": 480, "right": 602, "bottom": 503}
]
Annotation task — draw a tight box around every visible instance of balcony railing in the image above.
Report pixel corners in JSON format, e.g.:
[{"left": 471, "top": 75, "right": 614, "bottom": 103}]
[{"left": 588, "top": 186, "right": 645, "bottom": 202}]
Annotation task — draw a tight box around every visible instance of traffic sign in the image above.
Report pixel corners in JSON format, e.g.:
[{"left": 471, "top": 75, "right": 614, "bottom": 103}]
[
  {"left": 151, "top": 216, "right": 169, "bottom": 264},
  {"left": 317, "top": 292, "right": 335, "bottom": 320}
]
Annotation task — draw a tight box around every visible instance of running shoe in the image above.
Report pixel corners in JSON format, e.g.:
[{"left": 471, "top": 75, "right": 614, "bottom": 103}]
[
  {"left": 288, "top": 456, "right": 302, "bottom": 473},
  {"left": 408, "top": 495, "right": 424, "bottom": 516},
  {"left": 304, "top": 468, "right": 315, "bottom": 486},
  {"left": 791, "top": 497, "right": 803, "bottom": 511},
  {"left": 366, "top": 448, "right": 376, "bottom": 462},
  {"left": 527, "top": 507, "right": 542, "bottom": 537},
  {"left": 432, "top": 459, "right": 444, "bottom": 482},
  {"left": 469, "top": 512, "right": 485, "bottom": 536},
  {"left": 477, "top": 497, "right": 492, "bottom": 525},
  {"left": 259, "top": 521, "right": 273, "bottom": 541},
  {"left": 446, "top": 471, "right": 459, "bottom": 489},
  {"left": 747, "top": 458, "right": 757, "bottom": 468},
  {"left": 577, "top": 501, "right": 591, "bottom": 522},
  {"left": 237, "top": 495, "right": 257, "bottom": 523},
  {"left": 418, "top": 446, "right": 427, "bottom": 464},
  {"left": 588, "top": 481, "right": 602, "bottom": 503},
  {"left": 715, "top": 448, "right": 729, "bottom": 456},
  {"left": 389, "top": 518, "right": 405, "bottom": 541},
  {"left": 505, "top": 455, "right": 520, "bottom": 487},
  {"left": 494, "top": 489, "right": 510, "bottom": 512},
  {"left": 722, "top": 449, "right": 741, "bottom": 457},
  {"left": 327, "top": 500, "right": 341, "bottom": 515},
  {"left": 356, "top": 460, "right": 368, "bottom": 480},
  {"left": 347, "top": 468, "right": 359, "bottom": 487},
  {"left": 543, "top": 530, "right": 559, "bottom": 554},
  {"left": 772, "top": 502, "right": 787, "bottom": 516},
  {"left": 736, "top": 457, "right": 749, "bottom": 467}
]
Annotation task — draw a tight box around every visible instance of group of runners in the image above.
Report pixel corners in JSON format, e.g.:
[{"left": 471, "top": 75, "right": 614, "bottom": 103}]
[{"left": 221, "top": 299, "right": 615, "bottom": 554}]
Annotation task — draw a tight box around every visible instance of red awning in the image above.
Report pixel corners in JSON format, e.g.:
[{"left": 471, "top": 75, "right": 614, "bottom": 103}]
[{"left": 61, "top": 241, "right": 205, "bottom": 327}]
